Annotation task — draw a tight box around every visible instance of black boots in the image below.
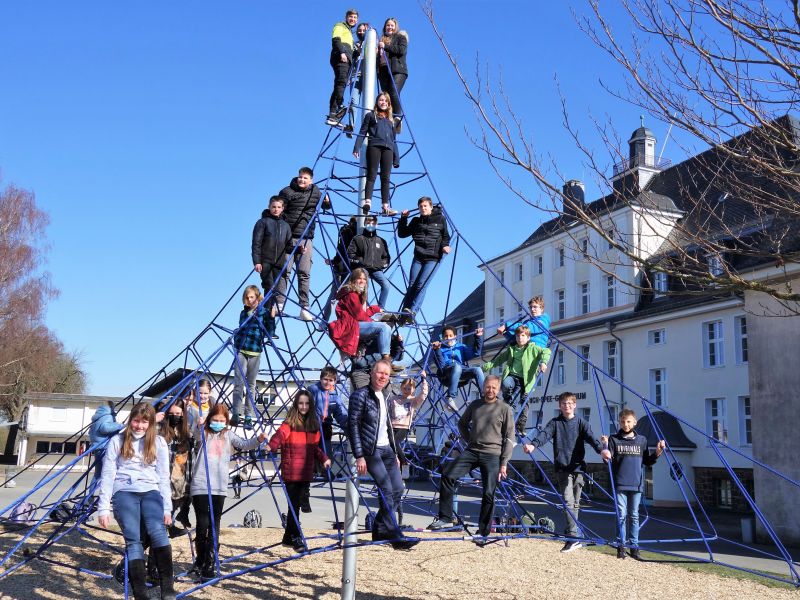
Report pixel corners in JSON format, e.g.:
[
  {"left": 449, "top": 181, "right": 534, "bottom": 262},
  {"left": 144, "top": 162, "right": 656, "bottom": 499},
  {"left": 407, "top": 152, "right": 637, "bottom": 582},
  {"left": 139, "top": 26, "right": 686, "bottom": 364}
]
[
  {"left": 127, "top": 559, "right": 150, "bottom": 600},
  {"left": 153, "top": 545, "right": 177, "bottom": 600}
]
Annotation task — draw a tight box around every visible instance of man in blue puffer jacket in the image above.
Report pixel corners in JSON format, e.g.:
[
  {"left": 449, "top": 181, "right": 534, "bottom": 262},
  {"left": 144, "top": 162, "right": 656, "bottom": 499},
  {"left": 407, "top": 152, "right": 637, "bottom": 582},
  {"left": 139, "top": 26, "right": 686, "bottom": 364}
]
[{"left": 348, "top": 360, "right": 419, "bottom": 550}]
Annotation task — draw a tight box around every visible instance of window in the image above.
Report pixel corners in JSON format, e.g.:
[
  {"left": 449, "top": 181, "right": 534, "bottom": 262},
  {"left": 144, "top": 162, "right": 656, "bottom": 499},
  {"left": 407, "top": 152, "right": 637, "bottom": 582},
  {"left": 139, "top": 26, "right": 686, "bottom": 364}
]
[
  {"left": 555, "top": 289, "right": 566, "bottom": 321},
  {"left": 577, "top": 345, "right": 590, "bottom": 383},
  {"left": 607, "top": 405, "right": 618, "bottom": 435},
  {"left": 35, "top": 441, "right": 49, "bottom": 454},
  {"left": 556, "top": 246, "right": 565, "bottom": 268},
  {"left": 707, "top": 253, "right": 724, "bottom": 277},
  {"left": 498, "top": 269, "right": 505, "bottom": 285},
  {"left": 535, "top": 255, "right": 543, "bottom": 275},
  {"left": 604, "top": 340, "right": 617, "bottom": 379},
  {"left": 735, "top": 316, "right": 748, "bottom": 364},
  {"left": 516, "top": 262, "right": 523, "bottom": 282},
  {"left": 578, "top": 282, "right": 590, "bottom": 315},
  {"left": 496, "top": 307, "right": 505, "bottom": 322},
  {"left": 606, "top": 227, "right": 614, "bottom": 249},
  {"left": 556, "top": 350, "right": 565, "bottom": 385},
  {"left": 713, "top": 478, "right": 733, "bottom": 508},
  {"left": 654, "top": 272, "right": 668, "bottom": 295},
  {"left": 51, "top": 407, "right": 67, "bottom": 422},
  {"left": 703, "top": 320, "right": 724, "bottom": 368},
  {"left": 475, "top": 320, "right": 485, "bottom": 331},
  {"left": 738, "top": 396, "right": 752, "bottom": 446},
  {"left": 580, "top": 237, "right": 589, "bottom": 255},
  {"left": 706, "top": 398, "right": 727, "bottom": 443},
  {"left": 648, "top": 328, "right": 666, "bottom": 346},
  {"left": 455, "top": 326, "right": 464, "bottom": 339},
  {"left": 50, "top": 442, "right": 63, "bottom": 454},
  {"left": 579, "top": 407, "right": 591, "bottom": 422},
  {"left": 649, "top": 368, "right": 667, "bottom": 406},
  {"left": 606, "top": 275, "right": 616, "bottom": 308},
  {"left": 64, "top": 442, "right": 77, "bottom": 454}
]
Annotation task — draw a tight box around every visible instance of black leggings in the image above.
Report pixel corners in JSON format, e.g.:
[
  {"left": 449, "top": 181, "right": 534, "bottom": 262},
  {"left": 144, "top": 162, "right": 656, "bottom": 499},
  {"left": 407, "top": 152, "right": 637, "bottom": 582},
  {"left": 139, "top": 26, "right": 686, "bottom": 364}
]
[
  {"left": 284, "top": 481, "right": 310, "bottom": 542},
  {"left": 192, "top": 494, "right": 225, "bottom": 570},
  {"left": 378, "top": 69, "right": 407, "bottom": 116},
  {"left": 366, "top": 145, "right": 394, "bottom": 206}
]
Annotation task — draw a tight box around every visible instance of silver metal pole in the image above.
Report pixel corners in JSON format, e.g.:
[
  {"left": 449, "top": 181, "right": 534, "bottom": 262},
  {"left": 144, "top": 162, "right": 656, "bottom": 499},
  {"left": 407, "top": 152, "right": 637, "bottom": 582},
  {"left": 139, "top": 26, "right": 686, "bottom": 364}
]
[{"left": 341, "top": 26, "right": 376, "bottom": 600}]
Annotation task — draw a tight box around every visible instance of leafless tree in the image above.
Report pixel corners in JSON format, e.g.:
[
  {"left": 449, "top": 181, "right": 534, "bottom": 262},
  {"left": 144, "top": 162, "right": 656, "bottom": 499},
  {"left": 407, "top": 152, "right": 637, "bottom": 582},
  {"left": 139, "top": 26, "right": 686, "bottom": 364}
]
[{"left": 423, "top": 0, "right": 800, "bottom": 314}]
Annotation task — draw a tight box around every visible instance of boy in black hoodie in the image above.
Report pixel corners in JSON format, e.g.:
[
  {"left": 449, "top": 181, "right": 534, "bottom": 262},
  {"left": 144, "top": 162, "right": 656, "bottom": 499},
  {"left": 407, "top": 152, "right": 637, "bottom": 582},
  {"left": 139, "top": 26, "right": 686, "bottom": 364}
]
[
  {"left": 348, "top": 215, "right": 391, "bottom": 308},
  {"left": 251, "top": 196, "right": 293, "bottom": 320}
]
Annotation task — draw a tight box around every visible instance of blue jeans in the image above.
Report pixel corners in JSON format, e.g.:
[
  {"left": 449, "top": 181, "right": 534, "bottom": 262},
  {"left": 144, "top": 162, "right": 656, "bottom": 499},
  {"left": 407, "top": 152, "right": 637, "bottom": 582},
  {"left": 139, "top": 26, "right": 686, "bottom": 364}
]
[
  {"left": 232, "top": 351, "right": 260, "bottom": 418},
  {"left": 369, "top": 270, "right": 390, "bottom": 309},
  {"left": 364, "top": 445, "right": 404, "bottom": 540},
  {"left": 442, "top": 363, "right": 485, "bottom": 398},
  {"left": 112, "top": 490, "right": 169, "bottom": 561},
  {"left": 359, "top": 321, "right": 391, "bottom": 356},
  {"left": 401, "top": 259, "right": 440, "bottom": 313},
  {"left": 616, "top": 490, "right": 642, "bottom": 546},
  {"left": 438, "top": 448, "right": 500, "bottom": 537}
]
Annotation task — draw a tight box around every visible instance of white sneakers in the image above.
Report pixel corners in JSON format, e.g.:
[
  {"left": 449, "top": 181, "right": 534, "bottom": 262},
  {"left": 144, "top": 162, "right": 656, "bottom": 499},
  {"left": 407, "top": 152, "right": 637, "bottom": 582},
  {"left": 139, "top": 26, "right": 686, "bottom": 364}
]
[{"left": 299, "top": 308, "right": 315, "bottom": 322}]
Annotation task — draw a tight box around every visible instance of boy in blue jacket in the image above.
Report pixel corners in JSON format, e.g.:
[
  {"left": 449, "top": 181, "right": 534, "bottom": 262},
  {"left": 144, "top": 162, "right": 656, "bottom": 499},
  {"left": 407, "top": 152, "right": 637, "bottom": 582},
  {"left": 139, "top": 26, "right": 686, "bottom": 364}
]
[
  {"left": 432, "top": 325, "right": 484, "bottom": 412},
  {"left": 602, "top": 409, "right": 665, "bottom": 560},
  {"left": 89, "top": 401, "right": 124, "bottom": 484},
  {"left": 497, "top": 295, "right": 550, "bottom": 349}
]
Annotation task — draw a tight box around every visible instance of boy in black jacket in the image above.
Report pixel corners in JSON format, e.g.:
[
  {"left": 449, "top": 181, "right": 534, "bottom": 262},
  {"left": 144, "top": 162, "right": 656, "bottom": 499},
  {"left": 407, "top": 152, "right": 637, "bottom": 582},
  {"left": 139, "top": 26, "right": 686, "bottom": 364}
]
[
  {"left": 251, "top": 196, "right": 293, "bottom": 321},
  {"left": 397, "top": 196, "right": 450, "bottom": 316},
  {"left": 523, "top": 391, "right": 610, "bottom": 553},
  {"left": 602, "top": 409, "right": 665, "bottom": 560},
  {"left": 348, "top": 215, "right": 391, "bottom": 308}
]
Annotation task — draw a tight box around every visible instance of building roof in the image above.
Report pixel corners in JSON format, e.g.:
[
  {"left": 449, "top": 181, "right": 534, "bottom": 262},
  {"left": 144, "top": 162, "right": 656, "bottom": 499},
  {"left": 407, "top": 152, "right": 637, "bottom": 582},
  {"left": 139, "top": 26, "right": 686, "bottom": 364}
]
[
  {"left": 635, "top": 411, "right": 697, "bottom": 450},
  {"left": 24, "top": 392, "right": 122, "bottom": 405}
]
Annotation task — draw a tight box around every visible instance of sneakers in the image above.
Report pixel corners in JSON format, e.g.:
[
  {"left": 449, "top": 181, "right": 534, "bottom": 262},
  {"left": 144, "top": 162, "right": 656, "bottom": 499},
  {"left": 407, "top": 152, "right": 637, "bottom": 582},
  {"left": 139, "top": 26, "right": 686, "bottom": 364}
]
[
  {"left": 560, "top": 540, "right": 583, "bottom": 553},
  {"left": 630, "top": 548, "right": 641, "bottom": 560},
  {"left": 382, "top": 205, "right": 398, "bottom": 216},
  {"left": 230, "top": 414, "right": 240, "bottom": 427},
  {"left": 315, "top": 321, "right": 328, "bottom": 333},
  {"left": 361, "top": 201, "right": 371, "bottom": 215},
  {"left": 393, "top": 116, "right": 402, "bottom": 134},
  {"left": 243, "top": 415, "right": 253, "bottom": 430},
  {"left": 391, "top": 362, "right": 405, "bottom": 373},
  {"left": 299, "top": 308, "right": 315, "bottom": 322},
  {"left": 391, "top": 537, "right": 419, "bottom": 551},
  {"left": 445, "top": 397, "right": 459, "bottom": 413},
  {"left": 472, "top": 535, "right": 489, "bottom": 548},
  {"left": 281, "top": 537, "right": 307, "bottom": 553},
  {"left": 427, "top": 518, "right": 454, "bottom": 531},
  {"left": 617, "top": 546, "right": 626, "bottom": 559},
  {"left": 344, "top": 124, "right": 354, "bottom": 138}
]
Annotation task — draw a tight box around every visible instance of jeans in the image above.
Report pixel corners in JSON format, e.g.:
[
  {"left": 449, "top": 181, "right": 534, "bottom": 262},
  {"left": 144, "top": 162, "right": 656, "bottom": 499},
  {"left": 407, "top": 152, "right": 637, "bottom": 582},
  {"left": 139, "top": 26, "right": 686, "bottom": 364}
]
[
  {"left": 369, "top": 269, "right": 390, "bottom": 308},
  {"left": 284, "top": 481, "right": 310, "bottom": 542},
  {"left": 438, "top": 448, "right": 500, "bottom": 537},
  {"left": 401, "top": 259, "right": 440, "bottom": 313},
  {"left": 378, "top": 69, "right": 407, "bottom": 117},
  {"left": 192, "top": 494, "right": 226, "bottom": 572},
  {"left": 232, "top": 351, "right": 260, "bottom": 418},
  {"left": 441, "top": 363, "right": 485, "bottom": 398},
  {"left": 277, "top": 238, "right": 313, "bottom": 308},
  {"left": 329, "top": 61, "right": 350, "bottom": 114},
  {"left": 365, "top": 145, "right": 394, "bottom": 207},
  {"left": 359, "top": 321, "right": 391, "bottom": 356},
  {"left": 112, "top": 490, "right": 169, "bottom": 561},
  {"left": 364, "top": 445, "right": 404, "bottom": 539},
  {"left": 616, "top": 490, "right": 642, "bottom": 546},
  {"left": 555, "top": 471, "right": 584, "bottom": 537}
]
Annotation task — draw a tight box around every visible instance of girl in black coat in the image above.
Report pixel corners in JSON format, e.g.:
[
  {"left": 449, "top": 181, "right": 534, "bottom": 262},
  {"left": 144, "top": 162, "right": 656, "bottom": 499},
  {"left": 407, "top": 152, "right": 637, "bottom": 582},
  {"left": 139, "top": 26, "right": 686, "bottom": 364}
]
[
  {"left": 353, "top": 92, "right": 400, "bottom": 216},
  {"left": 378, "top": 18, "right": 408, "bottom": 130}
]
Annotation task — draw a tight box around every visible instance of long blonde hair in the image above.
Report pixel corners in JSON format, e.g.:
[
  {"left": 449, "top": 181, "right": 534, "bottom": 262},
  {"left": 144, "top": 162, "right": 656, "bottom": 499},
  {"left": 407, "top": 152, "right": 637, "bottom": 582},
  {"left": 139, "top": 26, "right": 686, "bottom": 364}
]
[
  {"left": 341, "top": 268, "right": 370, "bottom": 304},
  {"left": 121, "top": 403, "right": 159, "bottom": 464}
]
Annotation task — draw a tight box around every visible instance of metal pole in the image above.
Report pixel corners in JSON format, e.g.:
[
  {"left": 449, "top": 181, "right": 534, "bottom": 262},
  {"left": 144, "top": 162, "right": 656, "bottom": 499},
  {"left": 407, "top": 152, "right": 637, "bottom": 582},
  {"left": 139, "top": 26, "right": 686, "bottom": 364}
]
[{"left": 341, "top": 26, "right": 376, "bottom": 600}]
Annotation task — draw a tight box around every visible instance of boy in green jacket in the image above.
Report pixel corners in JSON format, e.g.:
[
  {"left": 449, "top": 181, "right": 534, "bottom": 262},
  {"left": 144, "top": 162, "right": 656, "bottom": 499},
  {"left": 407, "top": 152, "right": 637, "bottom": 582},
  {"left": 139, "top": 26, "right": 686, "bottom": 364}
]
[{"left": 482, "top": 325, "right": 551, "bottom": 435}]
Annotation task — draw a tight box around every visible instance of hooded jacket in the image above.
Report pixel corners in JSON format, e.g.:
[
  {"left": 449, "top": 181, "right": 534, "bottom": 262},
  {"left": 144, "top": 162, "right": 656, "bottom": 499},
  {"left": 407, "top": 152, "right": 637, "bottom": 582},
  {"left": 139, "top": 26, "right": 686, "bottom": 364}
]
[
  {"left": 251, "top": 210, "right": 293, "bottom": 267},
  {"left": 434, "top": 335, "right": 484, "bottom": 370},
  {"left": 398, "top": 210, "right": 451, "bottom": 262},
  {"left": 327, "top": 289, "right": 381, "bottom": 356},
  {"left": 482, "top": 342, "right": 552, "bottom": 395},
  {"left": 348, "top": 230, "right": 390, "bottom": 272},
  {"left": 333, "top": 221, "right": 358, "bottom": 273},
  {"left": 379, "top": 31, "right": 408, "bottom": 77},
  {"left": 89, "top": 404, "right": 124, "bottom": 448},
  {"left": 278, "top": 178, "right": 327, "bottom": 240}
]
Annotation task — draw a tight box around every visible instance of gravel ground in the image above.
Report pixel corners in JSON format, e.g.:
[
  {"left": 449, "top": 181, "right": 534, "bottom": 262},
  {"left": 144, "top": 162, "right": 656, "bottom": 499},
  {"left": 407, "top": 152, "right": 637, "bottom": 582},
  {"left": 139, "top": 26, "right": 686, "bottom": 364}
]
[{"left": 0, "top": 525, "right": 795, "bottom": 600}]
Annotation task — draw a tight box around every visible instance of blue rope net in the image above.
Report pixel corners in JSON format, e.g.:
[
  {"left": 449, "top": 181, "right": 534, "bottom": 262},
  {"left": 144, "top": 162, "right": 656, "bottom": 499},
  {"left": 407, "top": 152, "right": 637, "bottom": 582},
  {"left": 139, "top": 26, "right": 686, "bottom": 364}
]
[{"left": 1, "top": 41, "right": 799, "bottom": 595}]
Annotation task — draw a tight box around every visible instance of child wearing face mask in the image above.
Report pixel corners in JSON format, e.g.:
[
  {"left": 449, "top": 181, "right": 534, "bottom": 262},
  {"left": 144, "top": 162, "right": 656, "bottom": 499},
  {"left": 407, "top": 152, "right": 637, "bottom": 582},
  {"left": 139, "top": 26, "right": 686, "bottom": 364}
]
[
  {"left": 432, "top": 325, "right": 484, "bottom": 412},
  {"left": 347, "top": 215, "right": 391, "bottom": 309},
  {"left": 189, "top": 404, "right": 265, "bottom": 582},
  {"left": 160, "top": 398, "right": 194, "bottom": 533}
]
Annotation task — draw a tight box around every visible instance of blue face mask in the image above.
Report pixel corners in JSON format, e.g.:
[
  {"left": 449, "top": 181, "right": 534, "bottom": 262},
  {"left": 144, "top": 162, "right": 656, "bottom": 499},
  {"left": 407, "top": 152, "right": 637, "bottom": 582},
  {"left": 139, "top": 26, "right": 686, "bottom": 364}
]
[
  {"left": 364, "top": 224, "right": 376, "bottom": 233},
  {"left": 209, "top": 422, "right": 226, "bottom": 433}
]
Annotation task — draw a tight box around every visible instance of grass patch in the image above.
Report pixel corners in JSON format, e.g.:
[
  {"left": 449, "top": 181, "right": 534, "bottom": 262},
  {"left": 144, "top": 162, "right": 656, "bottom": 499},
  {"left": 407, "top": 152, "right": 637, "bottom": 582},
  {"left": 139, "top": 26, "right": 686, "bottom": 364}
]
[{"left": 585, "top": 543, "right": 798, "bottom": 590}]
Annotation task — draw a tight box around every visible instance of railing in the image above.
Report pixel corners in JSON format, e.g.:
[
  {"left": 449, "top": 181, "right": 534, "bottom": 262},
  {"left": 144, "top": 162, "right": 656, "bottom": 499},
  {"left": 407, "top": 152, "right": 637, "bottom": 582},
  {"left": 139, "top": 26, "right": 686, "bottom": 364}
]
[{"left": 613, "top": 155, "right": 672, "bottom": 176}]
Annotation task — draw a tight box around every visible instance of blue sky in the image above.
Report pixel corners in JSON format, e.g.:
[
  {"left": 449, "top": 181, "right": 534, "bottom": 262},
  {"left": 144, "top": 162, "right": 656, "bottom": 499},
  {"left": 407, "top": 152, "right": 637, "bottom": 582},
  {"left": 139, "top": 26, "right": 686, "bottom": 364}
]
[{"left": 0, "top": 1, "right": 676, "bottom": 396}]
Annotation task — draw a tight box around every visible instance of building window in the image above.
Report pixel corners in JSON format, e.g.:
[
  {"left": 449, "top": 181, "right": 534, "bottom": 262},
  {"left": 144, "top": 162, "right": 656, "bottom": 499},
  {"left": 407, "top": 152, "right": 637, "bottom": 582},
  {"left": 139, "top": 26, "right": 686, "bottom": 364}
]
[
  {"left": 606, "top": 275, "right": 615, "bottom": 308},
  {"left": 735, "top": 316, "right": 748, "bottom": 364},
  {"left": 649, "top": 368, "right": 667, "bottom": 406},
  {"left": 713, "top": 478, "right": 733, "bottom": 509},
  {"left": 654, "top": 272, "right": 668, "bottom": 295},
  {"left": 535, "top": 255, "right": 543, "bottom": 275},
  {"left": 706, "top": 398, "right": 727, "bottom": 443},
  {"left": 604, "top": 340, "right": 617, "bottom": 379},
  {"left": 455, "top": 326, "right": 464, "bottom": 339},
  {"left": 498, "top": 269, "right": 505, "bottom": 285},
  {"left": 577, "top": 344, "right": 590, "bottom": 383},
  {"left": 578, "top": 282, "right": 590, "bottom": 315},
  {"left": 580, "top": 237, "right": 589, "bottom": 255},
  {"left": 703, "top": 320, "right": 724, "bottom": 368},
  {"left": 556, "top": 350, "right": 565, "bottom": 385},
  {"left": 556, "top": 246, "right": 565, "bottom": 268},
  {"left": 555, "top": 289, "right": 566, "bottom": 321},
  {"left": 606, "top": 227, "right": 614, "bottom": 249},
  {"left": 515, "top": 262, "right": 523, "bottom": 282},
  {"left": 64, "top": 442, "right": 77, "bottom": 454},
  {"left": 707, "top": 253, "right": 724, "bottom": 277},
  {"left": 51, "top": 407, "right": 67, "bottom": 422},
  {"left": 475, "top": 319, "right": 485, "bottom": 331},
  {"left": 50, "top": 442, "right": 63, "bottom": 454},
  {"left": 579, "top": 407, "right": 591, "bottom": 422},
  {"left": 738, "top": 396, "right": 752, "bottom": 446},
  {"left": 648, "top": 328, "right": 666, "bottom": 345},
  {"left": 35, "top": 441, "right": 49, "bottom": 454},
  {"left": 607, "top": 405, "right": 618, "bottom": 435},
  {"left": 496, "top": 307, "right": 505, "bottom": 322}
]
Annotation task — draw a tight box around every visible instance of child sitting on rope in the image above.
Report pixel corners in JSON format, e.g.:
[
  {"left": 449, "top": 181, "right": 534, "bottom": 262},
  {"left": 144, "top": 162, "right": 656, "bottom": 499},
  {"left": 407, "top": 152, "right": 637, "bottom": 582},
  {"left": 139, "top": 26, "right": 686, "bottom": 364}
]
[
  {"left": 481, "top": 325, "right": 551, "bottom": 436},
  {"left": 496, "top": 295, "right": 551, "bottom": 349},
  {"left": 267, "top": 389, "right": 331, "bottom": 553},
  {"left": 432, "top": 325, "right": 484, "bottom": 412},
  {"left": 601, "top": 409, "right": 666, "bottom": 560},
  {"left": 251, "top": 195, "right": 293, "bottom": 328},
  {"left": 523, "top": 392, "right": 610, "bottom": 553}
]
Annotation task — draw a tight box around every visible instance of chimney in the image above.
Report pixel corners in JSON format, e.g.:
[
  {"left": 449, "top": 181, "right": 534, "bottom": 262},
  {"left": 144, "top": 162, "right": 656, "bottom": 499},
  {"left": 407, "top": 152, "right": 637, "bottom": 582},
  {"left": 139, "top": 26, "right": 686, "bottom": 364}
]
[{"left": 562, "top": 180, "right": 585, "bottom": 217}]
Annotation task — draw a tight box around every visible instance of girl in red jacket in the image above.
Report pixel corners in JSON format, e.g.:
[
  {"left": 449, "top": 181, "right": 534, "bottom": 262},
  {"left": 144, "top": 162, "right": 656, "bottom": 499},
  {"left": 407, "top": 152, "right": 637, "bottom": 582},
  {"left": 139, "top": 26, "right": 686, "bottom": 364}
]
[
  {"left": 327, "top": 268, "right": 396, "bottom": 364},
  {"left": 268, "top": 389, "right": 331, "bottom": 552}
]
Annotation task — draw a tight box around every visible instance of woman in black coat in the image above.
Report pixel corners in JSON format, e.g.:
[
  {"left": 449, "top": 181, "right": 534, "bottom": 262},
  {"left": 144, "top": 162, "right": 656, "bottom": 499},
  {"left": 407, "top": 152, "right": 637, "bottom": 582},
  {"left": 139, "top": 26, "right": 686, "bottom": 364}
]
[{"left": 377, "top": 17, "right": 408, "bottom": 132}]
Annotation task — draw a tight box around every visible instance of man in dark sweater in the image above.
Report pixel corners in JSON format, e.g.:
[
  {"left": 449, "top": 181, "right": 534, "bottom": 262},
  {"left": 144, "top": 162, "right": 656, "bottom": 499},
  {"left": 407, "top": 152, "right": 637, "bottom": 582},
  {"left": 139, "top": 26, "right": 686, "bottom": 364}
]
[
  {"left": 523, "top": 391, "right": 610, "bottom": 552},
  {"left": 427, "top": 375, "right": 514, "bottom": 544},
  {"left": 347, "top": 215, "right": 391, "bottom": 308},
  {"left": 602, "top": 409, "right": 665, "bottom": 560}
]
